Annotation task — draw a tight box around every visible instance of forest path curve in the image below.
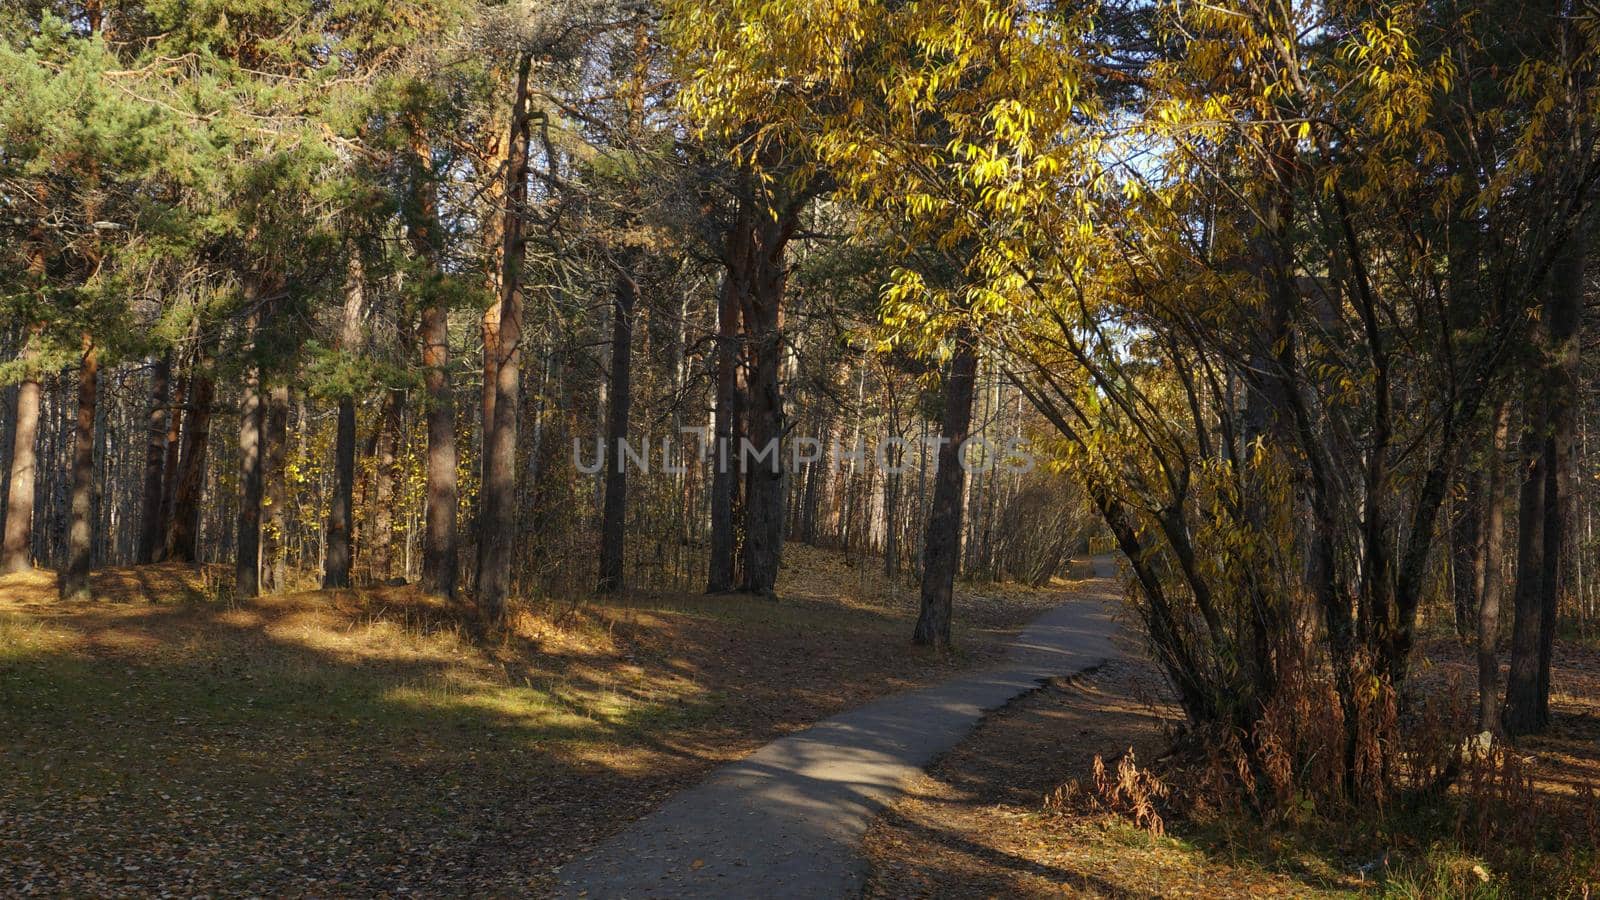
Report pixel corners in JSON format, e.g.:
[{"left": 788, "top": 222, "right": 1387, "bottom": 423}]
[{"left": 554, "top": 557, "right": 1123, "bottom": 899}]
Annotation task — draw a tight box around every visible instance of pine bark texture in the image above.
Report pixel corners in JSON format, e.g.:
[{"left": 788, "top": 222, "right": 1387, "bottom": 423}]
[
  {"left": 236, "top": 342, "right": 265, "bottom": 601},
  {"left": 475, "top": 53, "right": 532, "bottom": 618},
  {"left": 598, "top": 264, "right": 637, "bottom": 593},
  {"left": 60, "top": 338, "right": 99, "bottom": 600},
  {"left": 2, "top": 364, "right": 42, "bottom": 574},
  {"left": 262, "top": 385, "right": 289, "bottom": 591},
  {"left": 136, "top": 353, "right": 171, "bottom": 564},
  {"left": 164, "top": 368, "right": 212, "bottom": 563},
  {"left": 410, "top": 133, "right": 458, "bottom": 601}
]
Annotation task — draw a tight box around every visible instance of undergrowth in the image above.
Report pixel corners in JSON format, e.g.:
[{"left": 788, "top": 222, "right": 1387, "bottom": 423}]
[{"left": 1052, "top": 659, "right": 1600, "bottom": 898}]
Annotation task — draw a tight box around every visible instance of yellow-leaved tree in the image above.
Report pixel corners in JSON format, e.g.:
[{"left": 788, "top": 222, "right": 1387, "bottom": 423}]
[{"left": 668, "top": 0, "right": 1600, "bottom": 807}]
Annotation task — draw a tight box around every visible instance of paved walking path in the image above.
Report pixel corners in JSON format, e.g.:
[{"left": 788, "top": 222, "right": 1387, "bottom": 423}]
[{"left": 555, "top": 558, "right": 1122, "bottom": 898}]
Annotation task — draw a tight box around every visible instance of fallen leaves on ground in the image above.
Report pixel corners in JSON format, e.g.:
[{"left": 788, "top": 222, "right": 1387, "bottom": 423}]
[{"left": 0, "top": 548, "right": 1079, "bottom": 894}]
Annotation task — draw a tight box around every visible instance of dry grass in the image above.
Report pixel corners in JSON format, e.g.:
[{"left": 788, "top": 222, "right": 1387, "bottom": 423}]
[
  {"left": 863, "top": 628, "right": 1600, "bottom": 899},
  {"left": 0, "top": 545, "right": 1073, "bottom": 894},
  {"left": 864, "top": 647, "right": 1334, "bottom": 898}
]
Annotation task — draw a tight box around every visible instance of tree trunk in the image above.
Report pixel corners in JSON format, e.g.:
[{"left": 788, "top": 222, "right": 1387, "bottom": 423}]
[
  {"left": 136, "top": 353, "right": 171, "bottom": 564},
  {"left": 1505, "top": 376, "right": 1552, "bottom": 735},
  {"left": 739, "top": 207, "right": 796, "bottom": 597},
  {"left": 155, "top": 362, "right": 187, "bottom": 559},
  {"left": 475, "top": 52, "right": 532, "bottom": 619},
  {"left": 913, "top": 333, "right": 979, "bottom": 648},
  {"left": 1478, "top": 399, "right": 1511, "bottom": 730},
  {"left": 323, "top": 395, "right": 356, "bottom": 590},
  {"left": 408, "top": 133, "right": 459, "bottom": 601},
  {"left": 480, "top": 301, "right": 501, "bottom": 510},
  {"left": 800, "top": 419, "right": 826, "bottom": 545},
  {"left": 598, "top": 262, "right": 637, "bottom": 593},
  {"left": 1452, "top": 474, "right": 1482, "bottom": 639},
  {"left": 1, "top": 352, "right": 42, "bottom": 575},
  {"left": 236, "top": 336, "right": 265, "bottom": 601},
  {"left": 1537, "top": 227, "right": 1584, "bottom": 725},
  {"left": 371, "top": 390, "right": 405, "bottom": 583},
  {"left": 883, "top": 391, "right": 902, "bottom": 577},
  {"left": 478, "top": 103, "right": 507, "bottom": 531},
  {"left": 420, "top": 305, "right": 458, "bottom": 599},
  {"left": 261, "top": 385, "right": 288, "bottom": 591},
  {"left": 1504, "top": 224, "right": 1585, "bottom": 735},
  {"left": 324, "top": 252, "right": 367, "bottom": 590},
  {"left": 60, "top": 336, "right": 99, "bottom": 601},
  {"left": 707, "top": 211, "right": 750, "bottom": 594},
  {"left": 165, "top": 368, "right": 213, "bottom": 563}
]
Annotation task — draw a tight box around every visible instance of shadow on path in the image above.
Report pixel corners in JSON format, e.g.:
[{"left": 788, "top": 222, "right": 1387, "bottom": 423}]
[{"left": 555, "top": 558, "right": 1121, "bottom": 898}]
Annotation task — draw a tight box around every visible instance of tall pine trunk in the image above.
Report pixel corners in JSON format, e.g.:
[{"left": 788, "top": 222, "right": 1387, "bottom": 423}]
[
  {"left": 155, "top": 360, "right": 187, "bottom": 559},
  {"left": 883, "top": 389, "right": 902, "bottom": 578},
  {"left": 480, "top": 301, "right": 501, "bottom": 508},
  {"left": 371, "top": 389, "right": 405, "bottom": 582},
  {"left": 261, "top": 385, "right": 288, "bottom": 591},
  {"left": 2, "top": 347, "right": 42, "bottom": 574},
  {"left": 1538, "top": 230, "right": 1584, "bottom": 724},
  {"left": 913, "top": 333, "right": 978, "bottom": 648},
  {"left": 60, "top": 336, "right": 99, "bottom": 601},
  {"left": 1503, "top": 404, "right": 1548, "bottom": 735},
  {"left": 478, "top": 103, "right": 507, "bottom": 530},
  {"left": 739, "top": 216, "right": 788, "bottom": 597},
  {"left": 324, "top": 252, "right": 366, "bottom": 589},
  {"left": 408, "top": 133, "right": 459, "bottom": 600},
  {"left": 1504, "top": 225, "right": 1585, "bottom": 735},
  {"left": 1478, "top": 399, "right": 1511, "bottom": 730},
  {"left": 475, "top": 52, "right": 532, "bottom": 619},
  {"left": 236, "top": 314, "right": 266, "bottom": 601},
  {"left": 1451, "top": 475, "right": 1482, "bottom": 638},
  {"left": 325, "top": 395, "right": 356, "bottom": 589},
  {"left": 136, "top": 352, "right": 171, "bottom": 564},
  {"left": 598, "top": 262, "right": 637, "bottom": 593},
  {"left": 707, "top": 210, "right": 749, "bottom": 593},
  {"left": 165, "top": 367, "right": 213, "bottom": 563},
  {"left": 419, "top": 306, "right": 458, "bottom": 599}
]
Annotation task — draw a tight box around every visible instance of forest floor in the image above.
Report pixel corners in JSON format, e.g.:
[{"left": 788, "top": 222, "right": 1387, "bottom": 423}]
[
  {"left": 0, "top": 544, "right": 1071, "bottom": 895},
  {"left": 862, "top": 628, "right": 1600, "bottom": 899}
]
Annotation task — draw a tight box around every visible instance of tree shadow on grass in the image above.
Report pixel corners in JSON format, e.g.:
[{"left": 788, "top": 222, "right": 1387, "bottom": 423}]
[
  {"left": 2, "top": 609, "right": 706, "bottom": 893},
  {"left": 0, "top": 564, "right": 996, "bottom": 895}
]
